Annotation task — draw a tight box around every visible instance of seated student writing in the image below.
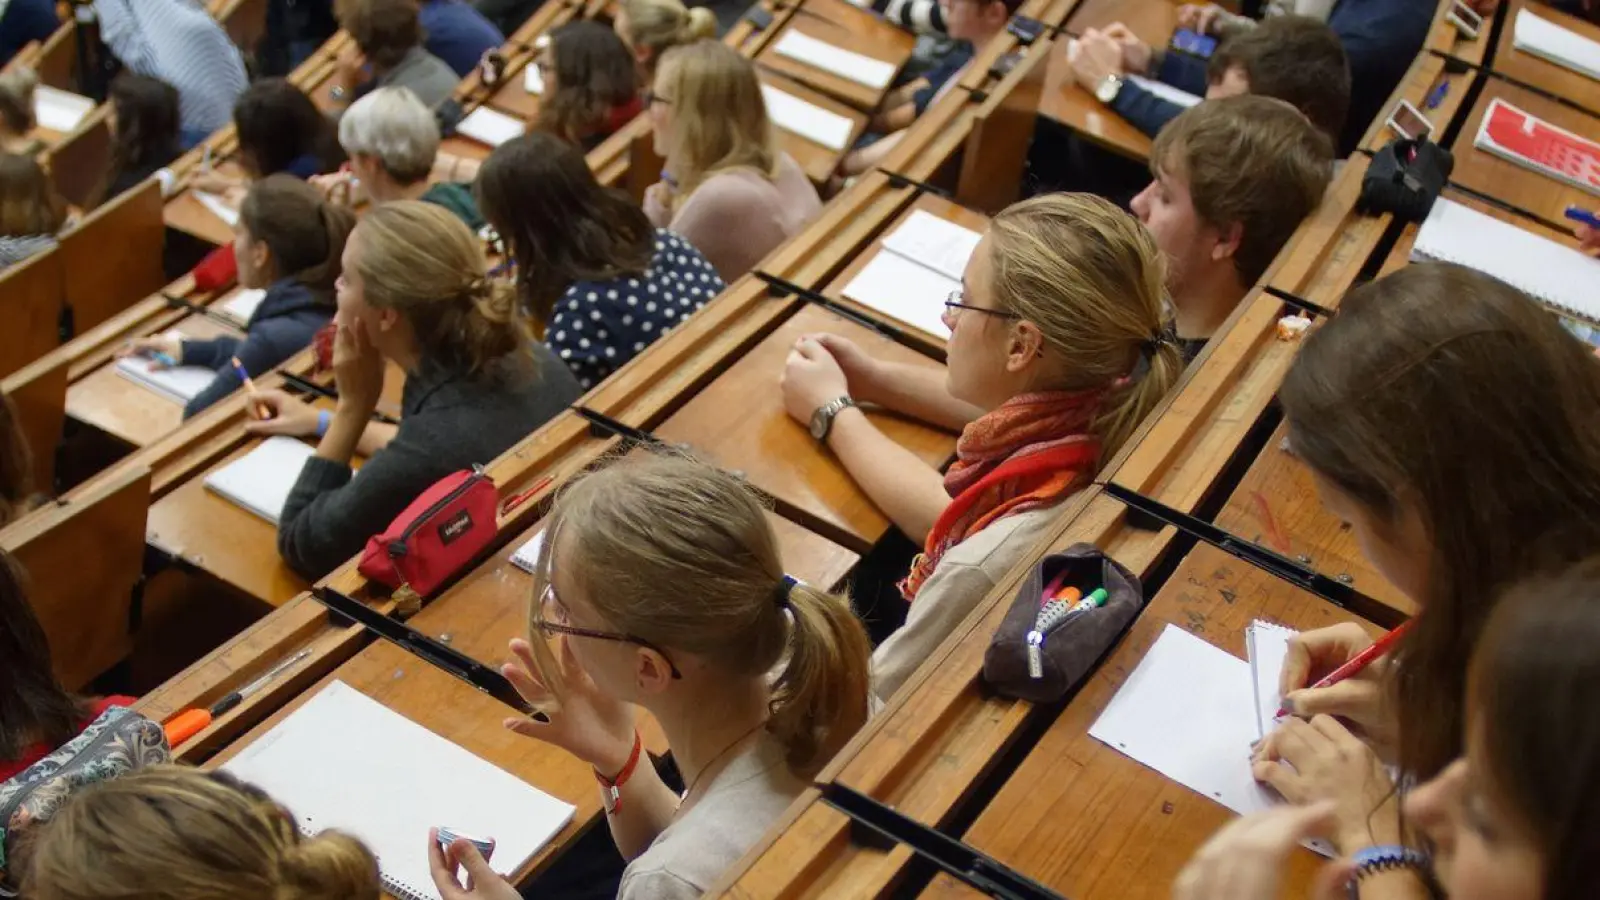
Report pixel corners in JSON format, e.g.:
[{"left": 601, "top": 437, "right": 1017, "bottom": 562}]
[
  {"left": 0, "top": 152, "right": 66, "bottom": 271},
  {"left": 0, "top": 549, "right": 135, "bottom": 783},
  {"left": 332, "top": 0, "right": 460, "bottom": 111},
  {"left": 1131, "top": 96, "right": 1332, "bottom": 361},
  {"left": 313, "top": 86, "right": 485, "bottom": 230},
  {"left": 537, "top": 21, "right": 644, "bottom": 152},
  {"left": 1174, "top": 558, "right": 1600, "bottom": 900},
  {"left": 192, "top": 78, "right": 344, "bottom": 198},
  {"left": 245, "top": 201, "right": 580, "bottom": 580},
  {"left": 476, "top": 132, "right": 723, "bottom": 390},
  {"left": 119, "top": 175, "right": 355, "bottom": 419},
  {"left": 613, "top": 0, "right": 718, "bottom": 89},
  {"left": 100, "top": 74, "right": 183, "bottom": 203},
  {"left": 643, "top": 40, "right": 821, "bottom": 282},
  {"left": 1069, "top": 15, "right": 1349, "bottom": 145},
  {"left": 1228, "top": 264, "right": 1600, "bottom": 898},
  {"left": 23, "top": 765, "right": 382, "bottom": 899},
  {"left": 780, "top": 193, "right": 1182, "bottom": 702},
  {"left": 0, "top": 67, "right": 42, "bottom": 157},
  {"left": 428, "top": 452, "right": 870, "bottom": 900},
  {"left": 840, "top": 0, "right": 1023, "bottom": 178}
]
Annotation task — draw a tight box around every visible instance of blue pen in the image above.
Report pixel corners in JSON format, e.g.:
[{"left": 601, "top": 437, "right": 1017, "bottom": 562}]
[
  {"left": 150, "top": 351, "right": 178, "bottom": 367},
  {"left": 1565, "top": 205, "right": 1600, "bottom": 229},
  {"left": 1424, "top": 79, "right": 1449, "bottom": 111}
]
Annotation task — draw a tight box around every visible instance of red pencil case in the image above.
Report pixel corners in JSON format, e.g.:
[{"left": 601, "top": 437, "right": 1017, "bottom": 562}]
[
  {"left": 358, "top": 467, "right": 499, "bottom": 602},
  {"left": 191, "top": 243, "right": 237, "bottom": 293}
]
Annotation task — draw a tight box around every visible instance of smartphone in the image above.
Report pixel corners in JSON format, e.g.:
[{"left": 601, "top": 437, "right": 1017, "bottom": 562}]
[
  {"left": 991, "top": 49, "right": 1023, "bottom": 77},
  {"left": 1006, "top": 15, "right": 1045, "bottom": 44},
  {"left": 1385, "top": 99, "right": 1434, "bottom": 141},
  {"left": 437, "top": 827, "right": 496, "bottom": 860},
  {"left": 743, "top": 5, "right": 774, "bottom": 30},
  {"left": 1446, "top": 0, "right": 1482, "bottom": 38},
  {"left": 1169, "top": 28, "right": 1218, "bottom": 59}
]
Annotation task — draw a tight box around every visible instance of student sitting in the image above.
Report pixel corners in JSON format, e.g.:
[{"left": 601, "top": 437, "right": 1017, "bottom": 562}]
[
  {"left": 1174, "top": 558, "right": 1600, "bottom": 900},
  {"left": 332, "top": 0, "right": 460, "bottom": 111},
  {"left": 0, "top": 0, "right": 56, "bottom": 70},
  {"left": 245, "top": 201, "right": 581, "bottom": 580},
  {"left": 1236, "top": 264, "right": 1600, "bottom": 895},
  {"left": 613, "top": 0, "right": 718, "bottom": 88},
  {"left": 22, "top": 765, "right": 381, "bottom": 899},
  {"left": 260, "top": 0, "right": 340, "bottom": 76},
  {"left": 0, "top": 67, "right": 43, "bottom": 156},
  {"left": 0, "top": 153, "right": 65, "bottom": 271},
  {"left": 643, "top": 40, "right": 821, "bottom": 282},
  {"left": 101, "top": 74, "right": 183, "bottom": 202},
  {"left": 1130, "top": 96, "right": 1332, "bottom": 361},
  {"left": 477, "top": 132, "right": 724, "bottom": 390},
  {"left": 314, "top": 86, "right": 485, "bottom": 230},
  {"left": 537, "top": 21, "right": 644, "bottom": 151},
  {"left": 92, "top": 0, "right": 249, "bottom": 145},
  {"left": 434, "top": 452, "right": 869, "bottom": 900},
  {"left": 192, "top": 79, "right": 344, "bottom": 197},
  {"left": 1069, "top": 15, "right": 1350, "bottom": 146},
  {"left": 119, "top": 175, "right": 355, "bottom": 419},
  {"left": 0, "top": 549, "right": 135, "bottom": 783},
  {"left": 418, "top": 0, "right": 505, "bottom": 77},
  {"left": 780, "top": 193, "right": 1182, "bottom": 702}
]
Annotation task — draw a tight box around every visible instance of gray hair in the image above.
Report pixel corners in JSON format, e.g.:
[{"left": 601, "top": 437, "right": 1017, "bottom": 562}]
[{"left": 337, "top": 86, "right": 440, "bottom": 184}]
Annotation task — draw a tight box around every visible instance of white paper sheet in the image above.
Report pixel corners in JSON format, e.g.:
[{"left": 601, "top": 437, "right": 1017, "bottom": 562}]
[
  {"left": 840, "top": 251, "right": 954, "bottom": 338},
  {"left": 1246, "top": 620, "right": 1296, "bottom": 740},
  {"left": 880, "top": 210, "right": 983, "bottom": 282},
  {"left": 761, "top": 84, "right": 854, "bottom": 150},
  {"left": 1514, "top": 7, "right": 1600, "bottom": 82},
  {"left": 456, "top": 106, "right": 526, "bottom": 147},
  {"left": 33, "top": 85, "right": 94, "bottom": 133},
  {"left": 772, "top": 30, "right": 896, "bottom": 90},
  {"left": 193, "top": 190, "right": 240, "bottom": 227},
  {"left": 113, "top": 355, "right": 217, "bottom": 405},
  {"left": 1127, "top": 73, "right": 1203, "bottom": 109},
  {"left": 217, "top": 288, "right": 267, "bottom": 327},
  {"left": 203, "top": 436, "right": 317, "bottom": 524},
  {"left": 524, "top": 62, "right": 545, "bottom": 95},
  {"left": 510, "top": 529, "right": 545, "bottom": 574}
]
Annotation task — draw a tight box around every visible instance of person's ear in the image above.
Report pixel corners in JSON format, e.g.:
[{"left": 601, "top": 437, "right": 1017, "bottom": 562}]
[
  {"left": 1210, "top": 221, "right": 1243, "bottom": 263},
  {"left": 376, "top": 306, "right": 402, "bottom": 333},
  {"left": 635, "top": 647, "right": 676, "bottom": 694},
  {"left": 1005, "top": 320, "right": 1046, "bottom": 371},
  {"left": 250, "top": 239, "right": 272, "bottom": 278}
]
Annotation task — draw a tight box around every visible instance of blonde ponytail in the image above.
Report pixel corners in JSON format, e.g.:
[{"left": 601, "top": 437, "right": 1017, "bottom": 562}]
[
  {"left": 277, "top": 831, "right": 385, "bottom": 899},
  {"left": 620, "top": 0, "right": 720, "bottom": 73},
  {"left": 769, "top": 581, "right": 871, "bottom": 774},
  {"left": 0, "top": 66, "right": 38, "bottom": 134},
  {"left": 684, "top": 6, "right": 718, "bottom": 40}
]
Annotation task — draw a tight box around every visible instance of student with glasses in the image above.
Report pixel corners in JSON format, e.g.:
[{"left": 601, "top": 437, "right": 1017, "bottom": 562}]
[
  {"left": 428, "top": 453, "right": 870, "bottom": 900},
  {"left": 779, "top": 193, "right": 1182, "bottom": 703}
]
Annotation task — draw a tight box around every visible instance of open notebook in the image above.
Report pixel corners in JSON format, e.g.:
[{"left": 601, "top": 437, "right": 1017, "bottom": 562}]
[
  {"left": 772, "top": 31, "right": 896, "bottom": 89},
  {"left": 1413, "top": 197, "right": 1600, "bottom": 326},
  {"left": 1089, "top": 622, "right": 1333, "bottom": 856},
  {"left": 216, "top": 288, "right": 267, "bottom": 327},
  {"left": 840, "top": 210, "right": 981, "bottom": 338},
  {"left": 223, "top": 681, "right": 576, "bottom": 900},
  {"left": 34, "top": 85, "right": 94, "bottom": 133},
  {"left": 114, "top": 354, "right": 217, "bottom": 405},
  {"left": 510, "top": 530, "right": 545, "bottom": 574},
  {"left": 1514, "top": 8, "right": 1600, "bottom": 82},
  {"left": 761, "top": 84, "right": 854, "bottom": 151},
  {"left": 456, "top": 107, "right": 526, "bottom": 148},
  {"left": 203, "top": 436, "right": 317, "bottom": 524},
  {"left": 194, "top": 190, "right": 240, "bottom": 227},
  {"left": 524, "top": 62, "right": 545, "bottom": 95}
]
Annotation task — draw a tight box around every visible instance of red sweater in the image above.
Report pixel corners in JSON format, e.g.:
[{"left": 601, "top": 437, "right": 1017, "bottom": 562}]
[{"left": 0, "top": 696, "right": 137, "bottom": 783}]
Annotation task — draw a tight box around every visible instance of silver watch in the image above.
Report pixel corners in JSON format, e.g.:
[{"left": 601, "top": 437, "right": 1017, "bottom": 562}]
[
  {"left": 809, "top": 396, "right": 856, "bottom": 444},
  {"left": 1095, "top": 73, "right": 1125, "bottom": 105}
]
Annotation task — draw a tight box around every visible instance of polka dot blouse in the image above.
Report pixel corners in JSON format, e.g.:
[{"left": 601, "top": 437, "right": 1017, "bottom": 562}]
[{"left": 546, "top": 230, "right": 726, "bottom": 390}]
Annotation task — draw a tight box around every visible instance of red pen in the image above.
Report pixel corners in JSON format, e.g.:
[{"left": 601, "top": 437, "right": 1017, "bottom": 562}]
[{"left": 1277, "top": 619, "right": 1414, "bottom": 718}]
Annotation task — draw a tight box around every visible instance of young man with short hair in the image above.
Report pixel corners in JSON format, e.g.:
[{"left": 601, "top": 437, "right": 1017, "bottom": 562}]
[{"left": 1131, "top": 95, "right": 1334, "bottom": 360}]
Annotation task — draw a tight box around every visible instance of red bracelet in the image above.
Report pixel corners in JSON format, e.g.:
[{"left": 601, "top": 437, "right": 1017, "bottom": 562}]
[{"left": 595, "top": 731, "right": 642, "bottom": 815}]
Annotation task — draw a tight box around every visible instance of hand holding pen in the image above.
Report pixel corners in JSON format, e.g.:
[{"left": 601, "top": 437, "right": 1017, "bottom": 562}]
[{"left": 1566, "top": 206, "right": 1600, "bottom": 256}]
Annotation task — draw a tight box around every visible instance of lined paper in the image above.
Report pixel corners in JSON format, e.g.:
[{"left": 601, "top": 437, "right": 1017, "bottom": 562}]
[
  {"left": 772, "top": 31, "right": 895, "bottom": 89},
  {"left": 761, "top": 84, "right": 854, "bottom": 150}
]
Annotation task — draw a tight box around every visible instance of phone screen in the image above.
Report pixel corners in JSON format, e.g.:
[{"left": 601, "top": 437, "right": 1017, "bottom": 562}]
[{"left": 1170, "top": 28, "right": 1218, "bottom": 58}]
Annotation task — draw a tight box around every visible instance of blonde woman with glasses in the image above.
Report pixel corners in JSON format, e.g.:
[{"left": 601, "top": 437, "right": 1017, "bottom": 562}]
[{"left": 641, "top": 40, "right": 821, "bottom": 281}]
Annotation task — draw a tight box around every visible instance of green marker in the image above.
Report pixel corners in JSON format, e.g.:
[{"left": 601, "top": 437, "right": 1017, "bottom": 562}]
[{"left": 1068, "top": 587, "right": 1108, "bottom": 612}]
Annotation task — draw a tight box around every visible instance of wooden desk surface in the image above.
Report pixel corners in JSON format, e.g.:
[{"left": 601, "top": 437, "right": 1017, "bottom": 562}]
[
  {"left": 484, "top": 64, "right": 543, "bottom": 123},
  {"left": 1425, "top": 0, "right": 1490, "bottom": 65},
  {"left": 164, "top": 160, "right": 249, "bottom": 246},
  {"left": 1066, "top": 0, "right": 1177, "bottom": 43},
  {"left": 1037, "top": 40, "right": 1153, "bottom": 161},
  {"left": 1450, "top": 78, "right": 1599, "bottom": 227},
  {"left": 65, "top": 314, "right": 242, "bottom": 447},
  {"left": 919, "top": 534, "right": 1383, "bottom": 900},
  {"left": 753, "top": 0, "right": 914, "bottom": 112},
  {"left": 653, "top": 302, "right": 956, "bottom": 553},
  {"left": 760, "top": 69, "right": 870, "bottom": 185},
  {"left": 1358, "top": 52, "right": 1473, "bottom": 154},
  {"left": 1491, "top": 0, "right": 1600, "bottom": 106}
]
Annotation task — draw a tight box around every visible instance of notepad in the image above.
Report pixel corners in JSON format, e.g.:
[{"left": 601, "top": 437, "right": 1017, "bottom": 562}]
[
  {"left": 879, "top": 210, "right": 983, "bottom": 281},
  {"left": 194, "top": 190, "right": 240, "bottom": 227},
  {"left": 772, "top": 31, "right": 895, "bottom": 90},
  {"left": 1089, "top": 623, "right": 1333, "bottom": 856},
  {"left": 456, "top": 106, "right": 526, "bottom": 148},
  {"left": 223, "top": 681, "right": 576, "bottom": 900},
  {"left": 1473, "top": 97, "right": 1600, "bottom": 197},
  {"left": 1514, "top": 8, "right": 1600, "bottom": 82},
  {"left": 114, "top": 354, "right": 216, "bottom": 405},
  {"left": 509, "top": 530, "right": 545, "bottom": 574},
  {"left": 216, "top": 288, "right": 268, "bottom": 327},
  {"left": 524, "top": 62, "right": 544, "bottom": 95},
  {"left": 840, "top": 211, "right": 982, "bottom": 338},
  {"left": 761, "top": 84, "right": 854, "bottom": 150},
  {"left": 1065, "top": 41, "right": 1202, "bottom": 108},
  {"left": 203, "top": 436, "right": 317, "bottom": 524},
  {"left": 33, "top": 85, "right": 94, "bottom": 133},
  {"left": 1246, "top": 619, "right": 1297, "bottom": 740},
  {"left": 1412, "top": 197, "right": 1600, "bottom": 326}
]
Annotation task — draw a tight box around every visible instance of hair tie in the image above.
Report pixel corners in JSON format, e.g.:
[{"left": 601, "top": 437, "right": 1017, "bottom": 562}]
[
  {"left": 1139, "top": 330, "right": 1168, "bottom": 360},
  {"left": 776, "top": 574, "right": 799, "bottom": 608}
]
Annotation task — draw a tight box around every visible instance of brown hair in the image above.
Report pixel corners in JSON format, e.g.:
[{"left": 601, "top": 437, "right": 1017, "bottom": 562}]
[
  {"left": 986, "top": 193, "right": 1181, "bottom": 461},
  {"left": 353, "top": 200, "right": 532, "bottom": 377},
  {"left": 1150, "top": 95, "right": 1332, "bottom": 285},
  {"left": 336, "top": 0, "right": 424, "bottom": 70},
  {"left": 0, "top": 549, "right": 83, "bottom": 761},
  {"left": 0, "top": 153, "right": 66, "bottom": 237},
  {"left": 475, "top": 132, "right": 653, "bottom": 333},
  {"left": 539, "top": 20, "right": 639, "bottom": 146},
  {"left": 233, "top": 78, "right": 342, "bottom": 179},
  {"left": 105, "top": 74, "right": 181, "bottom": 196},
  {"left": 0, "top": 392, "right": 33, "bottom": 527},
  {"left": 0, "top": 67, "right": 38, "bottom": 135},
  {"left": 1280, "top": 263, "right": 1600, "bottom": 781},
  {"left": 530, "top": 452, "right": 871, "bottom": 775},
  {"left": 654, "top": 40, "right": 777, "bottom": 206},
  {"left": 1468, "top": 559, "right": 1600, "bottom": 900},
  {"left": 616, "top": 0, "right": 717, "bottom": 78},
  {"left": 23, "top": 766, "right": 380, "bottom": 900},
  {"left": 239, "top": 174, "right": 355, "bottom": 304},
  {"left": 1208, "top": 16, "right": 1350, "bottom": 142}
]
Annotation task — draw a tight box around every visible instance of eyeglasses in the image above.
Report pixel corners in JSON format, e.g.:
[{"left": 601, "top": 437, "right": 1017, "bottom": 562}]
[
  {"left": 534, "top": 584, "right": 683, "bottom": 679},
  {"left": 642, "top": 88, "right": 671, "bottom": 106},
  {"left": 943, "top": 290, "right": 1021, "bottom": 323}
]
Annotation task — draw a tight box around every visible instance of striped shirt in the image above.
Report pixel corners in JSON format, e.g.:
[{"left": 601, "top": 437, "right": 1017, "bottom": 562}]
[
  {"left": 0, "top": 233, "right": 56, "bottom": 271},
  {"left": 93, "top": 0, "right": 247, "bottom": 135}
]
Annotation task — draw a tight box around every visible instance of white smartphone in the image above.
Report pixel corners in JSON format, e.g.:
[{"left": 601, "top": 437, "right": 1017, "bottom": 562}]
[
  {"left": 1386, "top": 99, "right": 1434, "bottom": 141},
  {"left": 1446, "top": 0, "right": 1482, "bottom": 38}
]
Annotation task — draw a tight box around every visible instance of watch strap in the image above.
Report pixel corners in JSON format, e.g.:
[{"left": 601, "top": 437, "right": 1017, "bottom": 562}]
[{"left": 813, "top": 395, "right": 856, "bottom": 443}]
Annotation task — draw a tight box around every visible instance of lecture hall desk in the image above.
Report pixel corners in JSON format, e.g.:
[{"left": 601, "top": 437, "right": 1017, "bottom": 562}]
[
  {"left": 1359, "top": 51, "right": 1473, "bottom": 154},
  {"left": 1491, "top": 0, "right": 1600, "bottom": 107},
  {"left": 1038, "top": 0, "right": 1178, "bottom": 161},
  {"left": 753, "top": 0, "right": 916, "bottom": 113},
  {"left": 164, "top": 159, "right": 250, "bottom": 247},
  {"left": 1450, "top": 78, "right": 1600, "bottom": 228},
  {"left": 1380, "top": 184, "right": 1579, "bottom": 277}
]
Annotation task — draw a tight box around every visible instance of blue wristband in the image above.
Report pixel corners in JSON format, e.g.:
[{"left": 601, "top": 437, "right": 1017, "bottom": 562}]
[
  {"left": 1347, "top": 845, "right": 1430, "bottom": 896},
  {"left": 315, "top": 409, "right": 332, "bottom": 438}
]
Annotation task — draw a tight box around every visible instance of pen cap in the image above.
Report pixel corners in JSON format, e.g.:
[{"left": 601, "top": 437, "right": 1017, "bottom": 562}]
[{"left": 163, "top": 709, "right": 213, "bottom": 747}]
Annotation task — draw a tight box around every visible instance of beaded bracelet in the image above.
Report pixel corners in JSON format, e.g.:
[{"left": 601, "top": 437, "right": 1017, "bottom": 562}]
[{"left": 1346, "top": 845, "right": 1431, "bottom": 897}]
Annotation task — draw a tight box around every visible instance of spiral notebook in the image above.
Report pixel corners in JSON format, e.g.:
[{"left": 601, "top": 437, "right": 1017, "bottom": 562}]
[
  {"left": 223, "top": 681, "right": 575, "bottom": 900},
  {"left": 114, "top": 353, "right": 216, "bottom": 405},
  {"left": 1246, "top": 619, "right": 1297, "bottom": 740},
  {"left": 216, "top": 288, "right": 267, "bottom": 327},
  {"left": 1412, "top": 197, "right": 1600, "bottom": 326},
  {"left": 203, "top": 436, "right": 317, "bottom": 524}
]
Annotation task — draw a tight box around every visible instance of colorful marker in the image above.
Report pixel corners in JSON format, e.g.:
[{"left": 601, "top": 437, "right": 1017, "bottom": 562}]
[
  {"left": 1565, "top": 206, "right": 1600, "bottom": 230},
  {"left": 231, "top": 356, "right": 270, "bottom": 420}
]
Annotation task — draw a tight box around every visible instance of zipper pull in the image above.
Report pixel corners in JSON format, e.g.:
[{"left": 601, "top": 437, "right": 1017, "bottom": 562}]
[{"left": 1026, "top": 630, "right": 1045, "bottom": 679}]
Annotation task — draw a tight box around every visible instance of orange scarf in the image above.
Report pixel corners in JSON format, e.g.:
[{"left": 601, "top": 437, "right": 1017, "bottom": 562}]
[{"left": 899, "top": 389, "right": 1105, "bottom": 601}]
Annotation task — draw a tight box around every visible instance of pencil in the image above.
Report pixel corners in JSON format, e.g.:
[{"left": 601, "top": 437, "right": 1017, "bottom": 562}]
[
  {"left": 1277, "top": 619, "right": 1414, "bottom": 718},
  {"left": 231, "top": 356, "right": 270, "bottom": 420}
]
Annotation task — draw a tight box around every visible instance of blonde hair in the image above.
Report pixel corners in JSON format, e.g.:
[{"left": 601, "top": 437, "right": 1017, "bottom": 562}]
[
  {"left": 987, "top": 193, "right": 1181, "bottom": 460},
  {"left": 353, "top": 200, "right": 532, "bottom": 376},
  {"left": 655, "top": 40, "right": 777, "bottom": 206},
  {"left": 529, "top": 452, "right": 870, "bottom": 776},
  {"left": 0, "top": 67, "right": 37, "bottom": 135},
  {"left": 22, "top": 766, "right": 380, "bottom": 900},
  {"left": 618, "top": 0, "right": 716, "bottom": 73}
]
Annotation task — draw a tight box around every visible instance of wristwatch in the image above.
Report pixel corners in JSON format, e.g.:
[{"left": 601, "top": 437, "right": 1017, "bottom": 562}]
[
  {"left": 809, "top": 396, "right": 857, "bottom": 444},
  {"left": 1095, "top": 73, "right": 1125, "bottom": 105}
]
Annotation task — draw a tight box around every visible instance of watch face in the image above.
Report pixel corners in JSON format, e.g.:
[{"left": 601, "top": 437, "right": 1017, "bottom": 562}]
[
  {"left": 809, "top": 406, "right": 828, "bottom": 441},
  {"left": 1096, "top": 76, "right": 1120, "bottom": 104}
]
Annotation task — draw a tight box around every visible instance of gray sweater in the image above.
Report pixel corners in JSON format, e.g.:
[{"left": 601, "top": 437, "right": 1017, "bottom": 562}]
[{"left": 277, "top": 344, "right": 581, "bottom": 580}]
